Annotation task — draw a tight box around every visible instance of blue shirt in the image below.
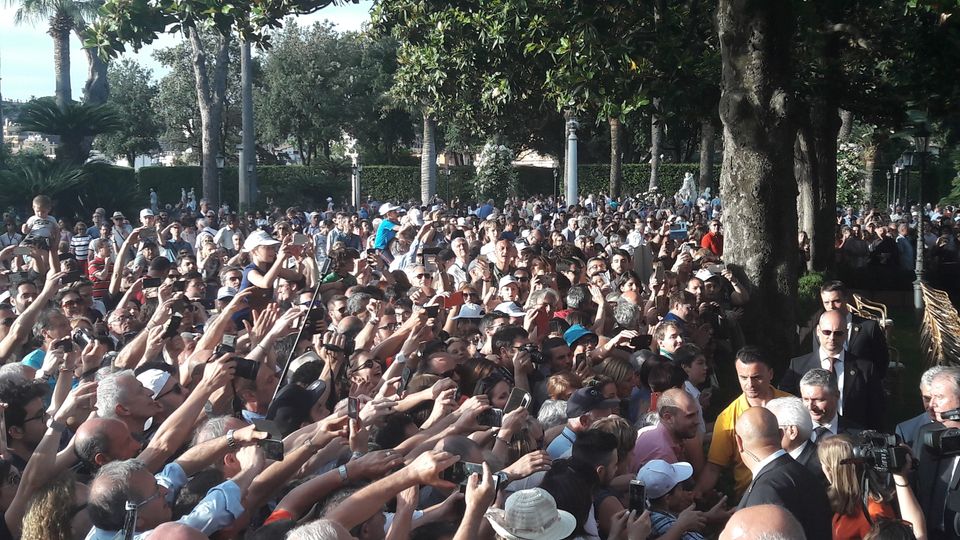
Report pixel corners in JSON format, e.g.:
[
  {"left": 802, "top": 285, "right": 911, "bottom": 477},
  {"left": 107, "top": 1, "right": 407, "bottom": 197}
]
[
  {"left": 650, "top": 510, "right": 704, "bottom": 540},
  {"left": 477, "top": 204, "right": 494, "bottom": 220},
  {"left": 85, "top": 462, "right": 244, "bottom": 539},
  {"left": 374, "top": 219, "right": 398, "bottom": 250},
  {"left": 546, "top": 426, "right": 577, "bottom": 459}
]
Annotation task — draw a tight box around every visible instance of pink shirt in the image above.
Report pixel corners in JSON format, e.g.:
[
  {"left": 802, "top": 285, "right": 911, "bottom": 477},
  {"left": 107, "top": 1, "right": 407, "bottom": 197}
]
[{"left": 630, "top": 423, "right": 682, "bottom": 473}]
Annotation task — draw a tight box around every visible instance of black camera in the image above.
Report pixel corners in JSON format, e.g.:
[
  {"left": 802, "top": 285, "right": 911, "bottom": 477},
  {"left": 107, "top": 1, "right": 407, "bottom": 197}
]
[
  {"left": 923, "top": 427, "right": 960, "bottom": 457},
  {"left": 844, "top": 431, "right": 908, "bottom": 473},
  {"left": 520, "top": 344, "right": 545, "bottom": 364}
]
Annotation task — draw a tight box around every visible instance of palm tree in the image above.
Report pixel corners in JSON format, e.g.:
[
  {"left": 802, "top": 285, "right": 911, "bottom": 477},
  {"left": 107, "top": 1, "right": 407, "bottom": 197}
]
[
  {"left": 7, "top": 0, "right": 101, "bottom": 110},
  {"left": 18, "top": 97, "right": 121, "bottom": 164}
]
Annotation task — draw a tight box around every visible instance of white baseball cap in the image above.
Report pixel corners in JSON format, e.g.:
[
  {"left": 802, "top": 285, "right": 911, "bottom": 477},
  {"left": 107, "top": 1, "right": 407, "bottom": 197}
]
[
  {"left": 379, "top": 203, "right": 402, "bottom": 216},
  {"left": 636, "top": 460, "right": 694, "bottom": 499},
  {"left": 493, "top": 301, "right": 525, "bottom": 317},
  {"left": 243, "top": 230, "right": 280, "bottom": 252},
  {"left": 140, "top": 209, "right": 155, "bottom": 219}
]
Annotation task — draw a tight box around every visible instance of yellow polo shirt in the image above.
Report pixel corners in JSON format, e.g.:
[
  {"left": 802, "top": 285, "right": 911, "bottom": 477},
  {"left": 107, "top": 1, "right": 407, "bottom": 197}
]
[{"left": 707, "top": 388, "right": 794, "bottom": 497}]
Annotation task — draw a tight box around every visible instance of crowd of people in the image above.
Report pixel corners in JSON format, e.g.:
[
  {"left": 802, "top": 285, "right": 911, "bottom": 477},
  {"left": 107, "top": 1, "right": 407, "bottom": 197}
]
[{"left": 0, "top": 187, "right": 951, "bottom": 540}]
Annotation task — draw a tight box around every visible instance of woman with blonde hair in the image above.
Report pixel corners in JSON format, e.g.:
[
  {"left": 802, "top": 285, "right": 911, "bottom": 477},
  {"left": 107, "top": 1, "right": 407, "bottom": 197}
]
[
  {"left": 21, "top": 472, "right": 91, "bottom": 540},
  {"left": 818, "top": 435, "right": 927, "bottom": 540}
]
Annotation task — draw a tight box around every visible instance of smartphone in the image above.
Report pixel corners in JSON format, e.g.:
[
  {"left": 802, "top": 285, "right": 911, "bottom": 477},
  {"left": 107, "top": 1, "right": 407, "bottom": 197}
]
[
  {"left": 161, "top": 313, "right": 182, "bottom": 340},
  {"left": 654, "top": 262, "right": 666, "bottom": 282},
  {"left": 61, "top": 270, "right": 82, "bottom": 284},
  {"left": 441, "top": 461, "right": 484, "bottom": 485},
  {"left": 142, "top": 277, "right": 162, "bottom": 288},
  {"left": 318, "top": 258, "right": 332, "bottom": 276},
  {"left": 216, "top": 334, "right": 237, "bottom": 355},
  {"left": 366, "top": 248, "right": 377, "bottom": 257},
  {"left": 628, "top": 480, "right": 647, "bottom": 512},
  {"left": 347, "top": 397, "right": 360, "bottom": 419},
  {"left": 444, "top": 291, "right": 465, "bottom": 309},
  {"left": 172, "top": 280, "right": 186, "bottom": 293},
  {"left": 293, "top": 233, "right": 310, "bottom": 246},
  {"left": 53, "top": 337, "right": 74, "bottom": 353},
  {"left": 252, "top": 419, "right": 284, "bottom": 461},
  {"left": 630, "top": 335, "right": 654, "bottom": 350},
  {"left": 574, "top": 353, "right": 587, "bottom": 371},
  {"left": 477, "top": 408, "right": 503, "bottom": 428},
  {"left": 234, "top": 358, "right": 260, "bottom": 380},
  {"left": 424, "top": 305, "right": 440, "bottom": 318},
  {"left": 246, "top": 287, "right": 271, "bottom": 311},
  {"left": 399, "top": 367, "right": 412, "bottom": 393},
  {"left": 503, "top": 388, "right": 532, "bottom": 414},
  {"left": 12, "top": 246, "right": 31, "bottom": 256},
  {"left": 421, "top": 247, "right": 441, "bottom": 266},
  {"left": 171, "top": 297, "right": 190, "bottom": 314}
]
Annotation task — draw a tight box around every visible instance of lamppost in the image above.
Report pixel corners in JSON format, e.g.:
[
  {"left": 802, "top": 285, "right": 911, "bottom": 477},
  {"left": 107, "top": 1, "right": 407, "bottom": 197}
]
[
  {"left": 565, "top": 117, "right": 579, "bottom": 207},
  {"left": 553, "top": 162, "right": 560, "bottom": 203},
  {"left": 911, "top": 125, "right": 930, "bottom": 312},
  {"left": 445, "top": 164, "right": 452, "bottom": 202},
  {"left": 215, "top": 153, "right": 225, "bottom": 211},
  {"left": 885, "top": 171, "right": 892, "bottom": 211}
]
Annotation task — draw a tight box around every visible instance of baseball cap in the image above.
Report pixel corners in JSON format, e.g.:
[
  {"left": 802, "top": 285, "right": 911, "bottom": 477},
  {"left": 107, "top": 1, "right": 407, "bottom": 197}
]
[
  {"left": 566, "top": 386, "right": 620, "bottom": 418},
  {"left": 563, "top": 324, "right": 597, "bottom": 347},
  {"left": 498, "top": 275, "right": 519, "bottom": 289},
  {"left": 140, "top": 209, "right": 155, "bottom": 219},
  {"left": 243, "top": 230, "right": 281, "bottom": 252},
  {"left": 453, "top": 303, "right": 485, "bottom": 320},
  {"left": 493, "top": 301, "right": 525, "bottom": 317},
  {"left": 379, "top": 203, "right": 402, "bottom": 216},
  {"left": 136, "top": 369, "right": 172, "bottom": 399},
  {"left": 636, "top": 460, "right": 694, "bottom": 499},
  {"left": 266, "top": 379, "right": 327, "bottom": 437},
  {"left": 216, "top": 286, "right": 237, "bottom": 301}
]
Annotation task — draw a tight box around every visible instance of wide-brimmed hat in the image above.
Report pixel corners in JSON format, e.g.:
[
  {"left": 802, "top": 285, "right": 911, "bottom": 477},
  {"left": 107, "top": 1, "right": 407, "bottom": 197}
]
[{"left": 485, "top": 488, "right": 576, "bottom": 540}]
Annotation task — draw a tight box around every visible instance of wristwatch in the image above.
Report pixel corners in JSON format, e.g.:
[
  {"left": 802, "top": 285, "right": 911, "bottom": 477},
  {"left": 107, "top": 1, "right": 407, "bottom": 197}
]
[
  {"left": 337, "top": 464, "right": 349, "bottom": 482},
  {"left": 46, "top": 418, "right": 66, "bottom": 433},
  {"left": 226, "top": 429, "right": 237, "bottom": 448}
]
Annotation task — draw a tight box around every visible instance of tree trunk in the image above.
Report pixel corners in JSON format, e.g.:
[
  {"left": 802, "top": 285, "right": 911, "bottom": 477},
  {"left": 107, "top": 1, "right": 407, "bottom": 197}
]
[
  {"left": 795, "top": 104, "right": 841, "bottom": 273},
  {"left": 863, "top": 141, "right": 877, "bottom": 207},
  {"left": 795, "top": 135, "right": 815, "bottom": 272},
  {"left": 698, "top": 118, "right": 715, "bottom": 194},
  {"left": 838, "top": 109, "right": 854, "bottom": 142},
  {"left": 718, "top": 0, "right": 798, "bottom": 359},
  {"left": 420, "top": 111, "right": 437, "bottom": 204},
  {"left": 78, "top": 28, "right": 111, "bottom": 163},
  {"left": 50, "top": 19, "right": 72, "bottom": 111},
  {"left": 609, "top": 117, "right": 623, "bottom": 198},
  {"left": 188, "top": 28, "right": 230, "bottom": 210},
  {"left": 649, "top": 104, "right": 663, "bottom": 191}
]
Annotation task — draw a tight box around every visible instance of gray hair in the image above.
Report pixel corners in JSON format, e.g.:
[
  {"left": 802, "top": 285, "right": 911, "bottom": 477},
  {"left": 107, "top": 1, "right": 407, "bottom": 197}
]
[
  {"left": 765, "top": 397, "right": 813, "bottom": 442},
  {"left": 922, "top": 365, "right": 949, "bottom": 391},
  {"left": 95, "top": 369, "right": 136, "bottom": 419},
  {"left": 0, "top": 363, "right": 30, "bottom": 385},
  {"left": 345, "top": 293, "right": 371, "bottom": 316},
  {"left": 32, "top": 308, "right": 65, "bottom": 338},
  {"left": 287, "top": 519, "right": 347, "bottom": 540},
  {"left": 193, "top": 415, "right": 232, "bottom": 446},
  {"left": 613, "top": 298, "right": 641, "bottom": 329},
  {"left": 798, "top": 368, "right": 840, "bottom": 396},
  {"left": 932, "top": 367, "right": 960, "bottom": 396},
  {"left": 88, "top": 459, "right": 149, "bottom": 531},
  {"left": 537, "top": 399, "right": 568, "bottom": 430}
]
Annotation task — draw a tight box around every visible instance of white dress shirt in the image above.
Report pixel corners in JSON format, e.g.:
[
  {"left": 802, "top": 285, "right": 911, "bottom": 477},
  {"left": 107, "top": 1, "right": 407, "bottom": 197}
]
[
  {"left": 788, "top": 441, "right": 810, "bottom": 460},
  {"left": 819, "top": 347, "right": 845, "bottom": 415},
  {"left": 811, "top": 411, "right": 840, "bottom": 442}
]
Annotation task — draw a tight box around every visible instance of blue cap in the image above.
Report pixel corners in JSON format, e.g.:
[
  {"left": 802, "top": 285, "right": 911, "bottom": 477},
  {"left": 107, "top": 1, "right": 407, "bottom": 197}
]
[{"left": 563, "top": 324, "right": 597, "bottom": 347}]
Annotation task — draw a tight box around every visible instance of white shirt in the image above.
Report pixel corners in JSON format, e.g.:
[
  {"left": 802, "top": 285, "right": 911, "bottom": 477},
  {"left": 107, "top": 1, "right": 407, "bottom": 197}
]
[
  {"left": 819, "top": 347, "right": 845, "bottom": 415},
  {"left": 788, "top": 441, "right": 809, "bottom": 461},
  {"left": 811, "top": 411, "right": 840, "bottom": 442},
  {"left": 753, "top": 449, "right": 787, "bottom": 474}
]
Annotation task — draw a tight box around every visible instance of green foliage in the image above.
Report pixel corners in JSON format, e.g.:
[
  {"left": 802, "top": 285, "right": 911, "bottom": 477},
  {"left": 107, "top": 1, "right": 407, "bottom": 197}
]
[
  {"left": 94, "top": 59, "right": 162, "bottom": 166},
  {"left": 17, "top": 97, "right": 122, "bottom": 164},
  {"left": 473, "top": 142, "right": 518, "bottom": 202},
  {"left": 837, "top": 142, "right": 866, "bottom": 209},
  {"left": 797, "top": 271, "right": 826, "bottom": 320},
  {"left": 577, "top": 164, "right": 717, "bottom": 197}
]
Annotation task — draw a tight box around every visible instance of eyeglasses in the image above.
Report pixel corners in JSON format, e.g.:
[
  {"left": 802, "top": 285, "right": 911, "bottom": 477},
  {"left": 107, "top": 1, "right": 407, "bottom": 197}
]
[
  {"left": 378, "top": 322, "right": 399, "bottom": 331},
  {"left": 23, "top": 409, "right": 49, "bottom": 424},
  {"left": 350, "top": 360, "right": 380, "bottom": 373},
  {"left": 820, "top": 329, "right": 846, "bottom": 336},
  {"left": 417, "top": 273, "right": 433, "bottom": 279},
  {"left": 133, "top": 484, "right": 164, "bottom": 509},
  {"left": 156, "top": 382, "right": 183, "bottom": 401}
]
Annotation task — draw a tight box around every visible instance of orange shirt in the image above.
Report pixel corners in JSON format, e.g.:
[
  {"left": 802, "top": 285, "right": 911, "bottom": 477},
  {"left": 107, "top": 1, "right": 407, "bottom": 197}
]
[{"left": 832, "top": 499, "right": 895, "bottom": 540}]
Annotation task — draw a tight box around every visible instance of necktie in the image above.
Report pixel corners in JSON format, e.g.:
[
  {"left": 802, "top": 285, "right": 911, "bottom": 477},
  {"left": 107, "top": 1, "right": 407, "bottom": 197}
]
[
  {"left": 814, "top": 426, "right": 830, "bottom": 442},
  {"left": 826, "top": 357, "right": 838, "bottom": 373}
]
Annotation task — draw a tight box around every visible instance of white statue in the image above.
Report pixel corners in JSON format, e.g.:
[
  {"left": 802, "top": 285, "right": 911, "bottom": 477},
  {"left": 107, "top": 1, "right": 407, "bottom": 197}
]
[{"left": 678, "top": 172, "right": 697, "bottom": 203}]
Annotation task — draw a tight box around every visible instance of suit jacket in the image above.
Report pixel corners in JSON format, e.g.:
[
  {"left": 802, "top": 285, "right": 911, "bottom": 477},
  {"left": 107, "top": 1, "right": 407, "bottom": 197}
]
[
  {"left": 897, "top": 412, "right": 933, "bottom": 449},
  {"left": 812, "top": 313, "right": 890, "bottom": 378},
  {"left": 739, "top": 453, "right": 832, "bottom": 540},
  {"left": 794, "top": 441, "right": 827, "bottom": 487},
  {"left": 779, "top": 350, "right": 885, "bottom": 430}
]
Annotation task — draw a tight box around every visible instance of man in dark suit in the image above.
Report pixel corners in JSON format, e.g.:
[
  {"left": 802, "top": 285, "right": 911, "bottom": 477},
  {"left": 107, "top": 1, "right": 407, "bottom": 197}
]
[
  {"left": 797, "top": 368, "right": 866, "bottom": 441},
  {"left": 897, "top": 365, "right": 944, "bottom": 447},
  {"left": 735, "top": 407, "right": 832, "bottom": 540},
  {"left": 914, "top": 367, "right": 960, "bottom": 540},
  {"left": 781, "top": 310, "right": 885, "bottom": 429},
  {"left": 765, "top": 396, "right": 826, "bottom": 486},
  {"left": 816, "top": 280, "right": 890, "bottom": 378}
]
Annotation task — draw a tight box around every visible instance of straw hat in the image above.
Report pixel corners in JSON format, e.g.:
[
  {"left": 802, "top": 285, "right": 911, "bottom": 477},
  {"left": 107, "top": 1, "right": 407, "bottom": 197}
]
[{"left": 484, "top": 488, "right": 576, "bottom": 540}]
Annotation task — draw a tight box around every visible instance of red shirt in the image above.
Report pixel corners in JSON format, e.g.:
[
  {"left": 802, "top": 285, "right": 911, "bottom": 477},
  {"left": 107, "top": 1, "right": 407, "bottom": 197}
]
[{"left": 701, "top": 231, "right": 723, "bottom": 256}]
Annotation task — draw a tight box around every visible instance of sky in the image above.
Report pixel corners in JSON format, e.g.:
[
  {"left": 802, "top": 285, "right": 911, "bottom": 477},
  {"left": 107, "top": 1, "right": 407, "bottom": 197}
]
[{"left": 0, "top": 1, "right": 373, "bottom": 102}]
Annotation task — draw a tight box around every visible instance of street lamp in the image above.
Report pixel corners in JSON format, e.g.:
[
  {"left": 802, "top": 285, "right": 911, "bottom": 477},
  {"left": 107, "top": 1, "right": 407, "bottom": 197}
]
[
  {"left": 216, "top": 153, "right": 225, "bottom": 211},
  {"left": 912, "top": 124, "right": 930, "bottom": 312},
  {"left": 885, "top": 171, "right": 892, "bottom": 210}
]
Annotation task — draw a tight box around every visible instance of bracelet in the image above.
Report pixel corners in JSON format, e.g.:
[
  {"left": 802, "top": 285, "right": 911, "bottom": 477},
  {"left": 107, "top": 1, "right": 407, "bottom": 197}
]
[
  {"left": 895, "top": 482, "right": 909, "bottom": 487},
  {"left": 226, "top": 429, "right": 237, "bottom": 448},
  {"left": 351, "top": 451, "right": 366, "bottom": 460},
  {"left": 337, "top": 464, "right": 349, "bottom": 483}
]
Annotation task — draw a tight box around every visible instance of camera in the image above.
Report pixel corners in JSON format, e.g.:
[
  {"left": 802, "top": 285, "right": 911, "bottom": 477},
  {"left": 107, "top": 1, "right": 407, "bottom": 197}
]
[
  {"left": 923, "top": 428, "right": 960, "bottom": 457},
  {"left": 520, "top": 344, "right": 545, "bottom": 364},
  {"left": 844, "top": 431, "right": 909, "bottom": 473}
]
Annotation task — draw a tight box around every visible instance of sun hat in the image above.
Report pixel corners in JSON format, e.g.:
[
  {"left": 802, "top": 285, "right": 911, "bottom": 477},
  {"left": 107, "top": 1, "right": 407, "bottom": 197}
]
[
  {"left": 636, "top": 460, "right": 694, "bottom": 499},
  {"left": 484, "top": 488, "right": 576, "bottom": 540},
  {"left": 243, "top": 230, "right": 281, "bottom": 252},
  {"left": 379, "top": 203, "right": 402, "bottom": 216},
  {"left": 566, "top": 386, "right": 621, "bottom": 418},
  {"left": 140, "top": 209, "right": 155, "bottom": 219},
  {"left": 111, "top": 211, "right": 125, "bottom": 219}
]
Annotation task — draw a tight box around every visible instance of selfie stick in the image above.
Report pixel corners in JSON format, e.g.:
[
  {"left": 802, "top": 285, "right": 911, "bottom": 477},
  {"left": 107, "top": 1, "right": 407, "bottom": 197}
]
[{"left": 271, "top": 275, "right": 324, "bottom": 402}]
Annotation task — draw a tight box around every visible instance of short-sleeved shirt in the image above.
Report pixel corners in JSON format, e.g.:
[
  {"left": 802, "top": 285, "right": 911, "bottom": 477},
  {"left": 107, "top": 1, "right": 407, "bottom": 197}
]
[
  {"left": 25, "top": 215, "right": 58, "bottom": 238},
  {"left": 707, "top": 388, "right": 793, "bottom": 497},
  {"left": 374, "top": 219, "right": 398, "bottom": 250},
  {"left": 546, "top": 426, "right": 577, "bottom": 459},
  {"left": 631, "top": 423, "right": 683, "bottom": 473}
]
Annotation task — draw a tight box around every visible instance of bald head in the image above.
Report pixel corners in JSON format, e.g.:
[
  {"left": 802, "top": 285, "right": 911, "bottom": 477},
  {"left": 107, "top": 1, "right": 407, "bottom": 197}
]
[
  {"left": 735, "top": 407, "right": 782, "bottom": 470},
  {"left": 818, "top": 309, "right": 843, "bottom": 329},
  {"left": 75, "top": 417, "right": 139, "bottom": 468},
  {"left": 720, "top": 504, "right": 806, "bottom": 540},
  {"left": 151, "top": 522, "right": 209, "bottom": 539}
]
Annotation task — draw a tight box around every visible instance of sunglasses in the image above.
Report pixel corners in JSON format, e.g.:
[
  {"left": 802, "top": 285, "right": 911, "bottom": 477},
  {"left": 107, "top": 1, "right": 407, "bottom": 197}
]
[
  {"left": 350, "top": 359, "right": 381, "bottom": 373},
  {"left": 820, "top": 329, "right": 846, "bottom": 336},
  {"left": 378, "top": 322, "right": 399, "bottom": 331},
  {"left": 417, "top": 273, "right": 433, "bottom": 279},
  {"left": 156, "top": 382, "right": 183, "bottom": 400},
  {"left": 513, "top": 276, "right": 530, "bottom": 282}
]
